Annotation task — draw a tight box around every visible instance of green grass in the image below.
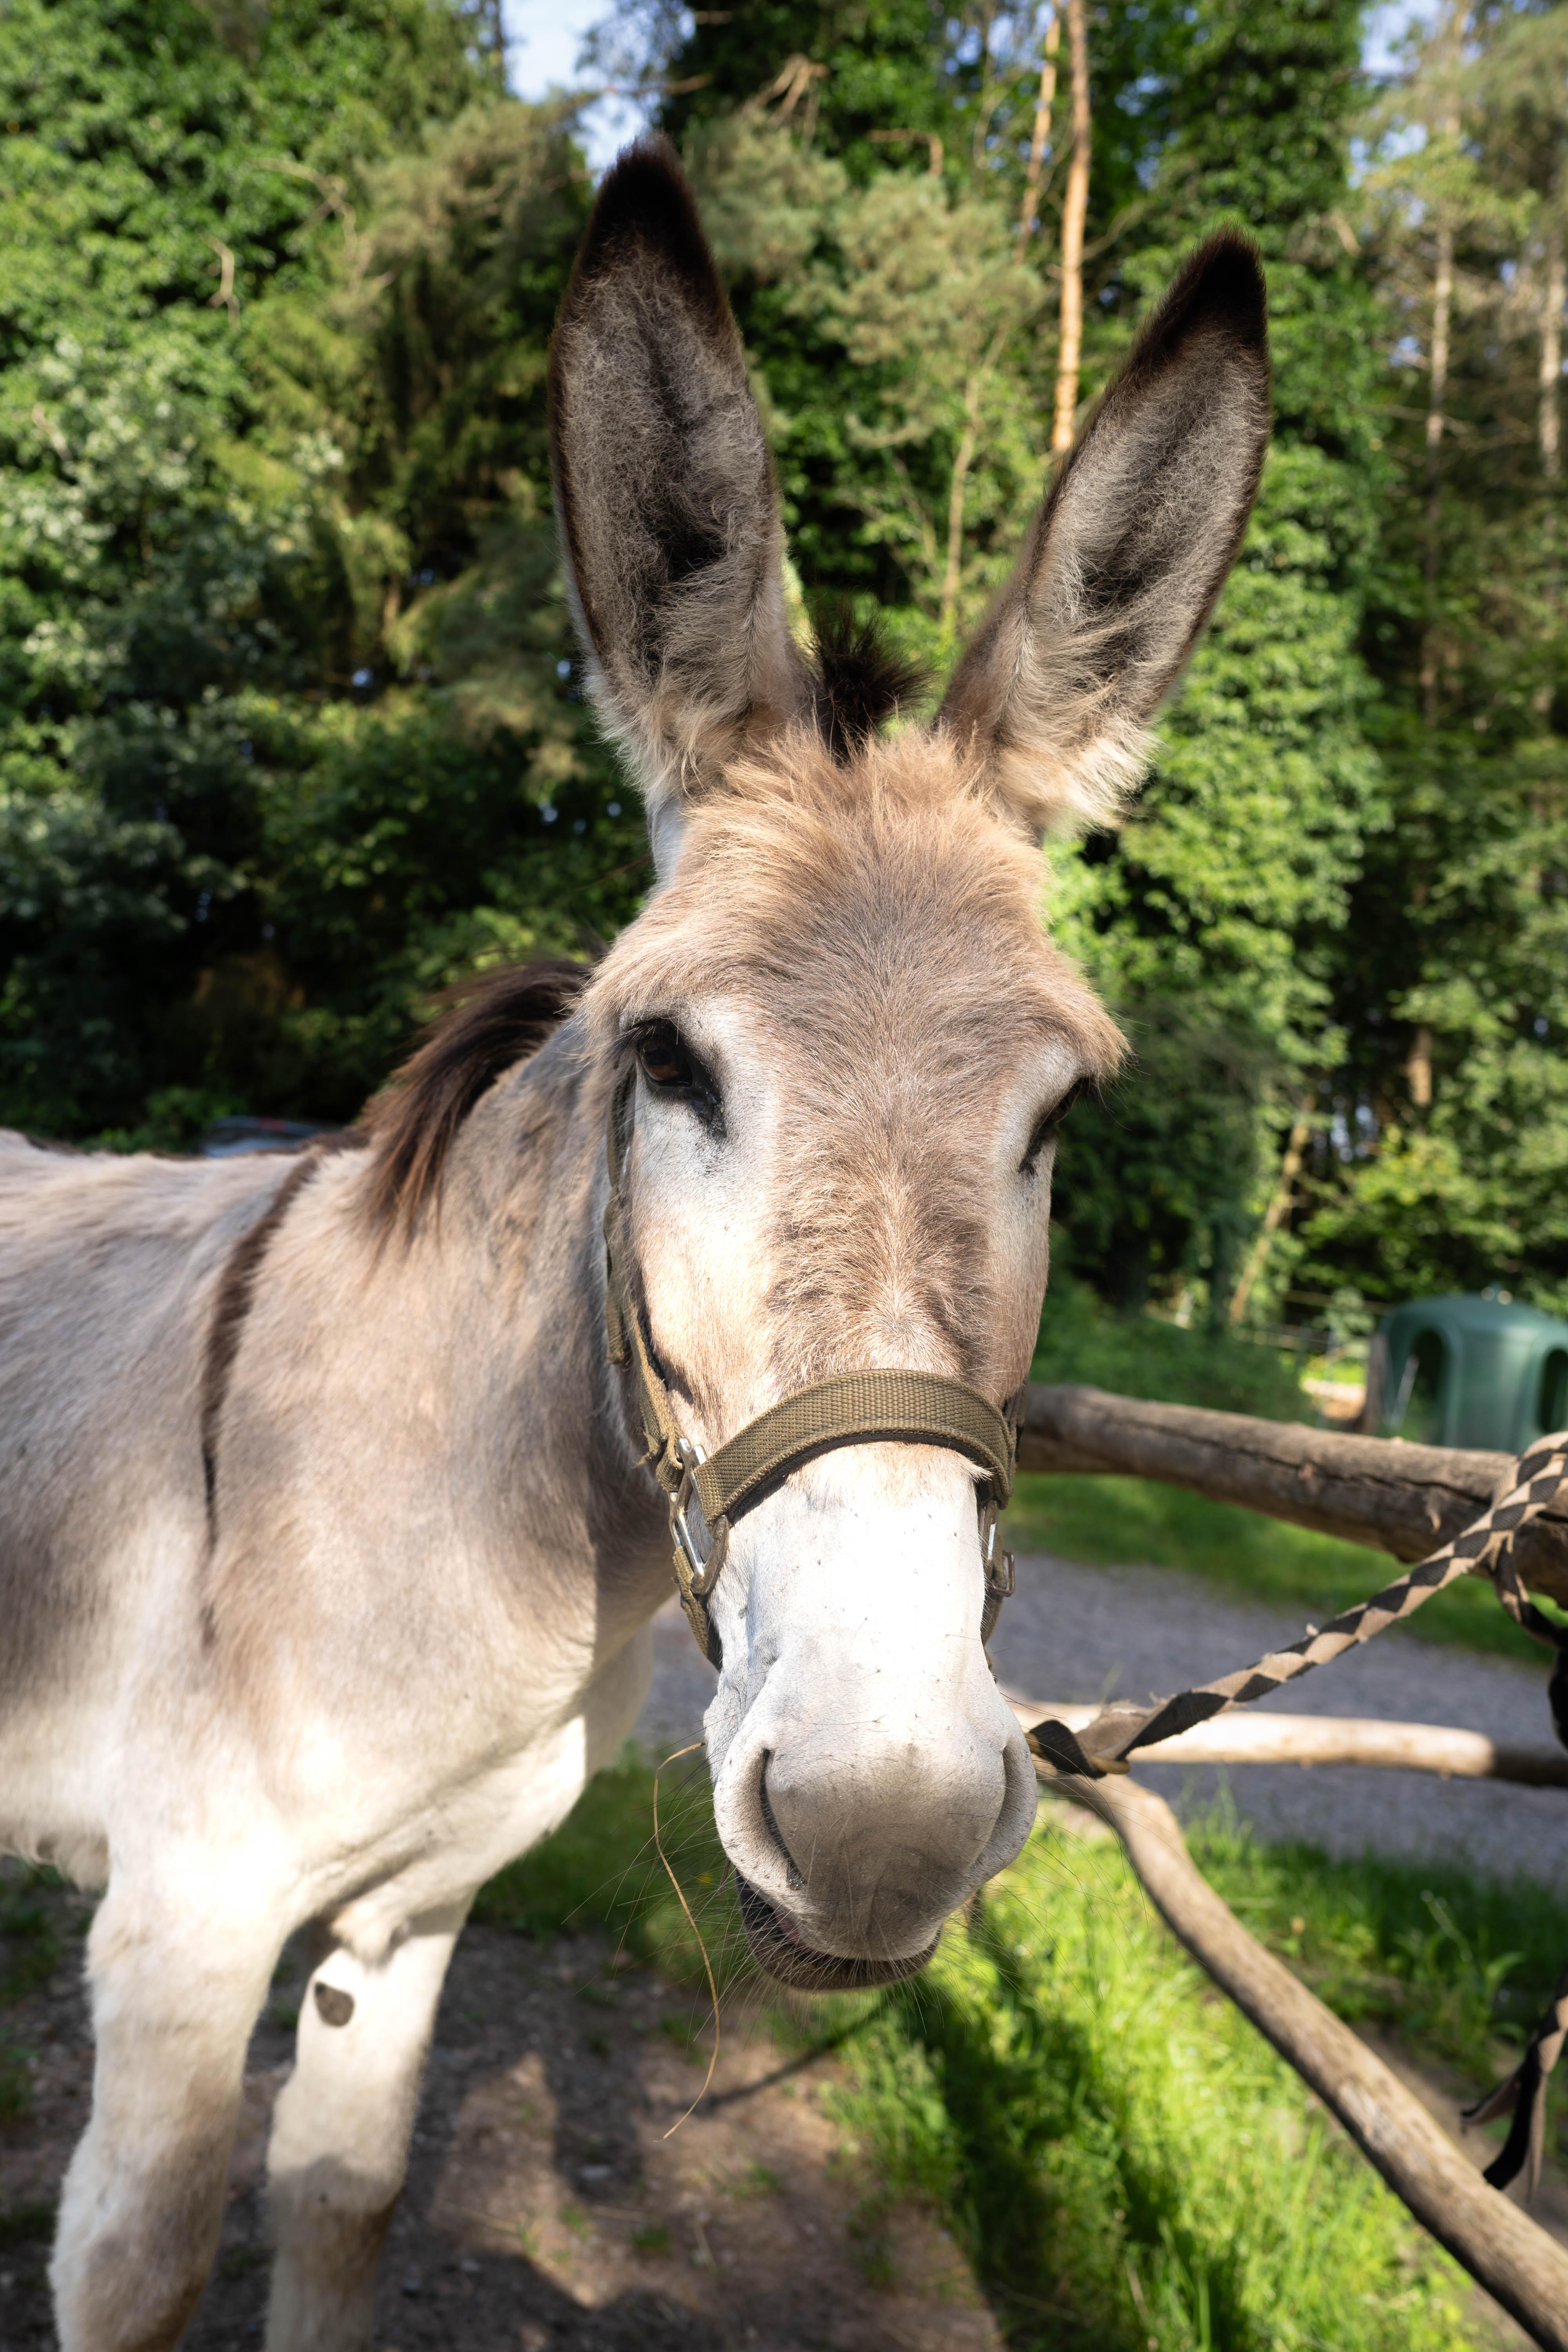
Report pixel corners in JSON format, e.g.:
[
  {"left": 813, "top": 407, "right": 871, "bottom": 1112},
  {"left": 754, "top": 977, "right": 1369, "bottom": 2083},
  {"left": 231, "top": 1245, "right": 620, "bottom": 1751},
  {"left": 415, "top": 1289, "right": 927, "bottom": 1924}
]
[
  {"left": 1003, "top": 1471, "right": 1545, "bottom": 1666},
  {"left": 473, "top": 1750, "right": 1568, "bottom": 2348},
  {"left": 822, "top": 1824, "right": 1479, "bottom": 2352},
  {"left": 472, "top": 1748, "right": 742, "bottom": 1983},
  {"left": 0, "top": 1864, "right": 62, "bottom": 2005},
  {"left": 1187, "top": 1798, "right": 1568, "bottom": 2076}
]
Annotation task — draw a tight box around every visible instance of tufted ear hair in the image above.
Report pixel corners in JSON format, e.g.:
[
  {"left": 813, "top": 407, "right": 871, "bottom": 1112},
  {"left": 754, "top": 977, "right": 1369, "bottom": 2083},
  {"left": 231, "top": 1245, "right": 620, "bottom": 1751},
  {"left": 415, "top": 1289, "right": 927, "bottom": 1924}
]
[
  {"left": 937, "top": 232, "right": 1270, "bottom": 838},
  {"left": 548, "top": 138, "right": 813, "bottom": 860}
]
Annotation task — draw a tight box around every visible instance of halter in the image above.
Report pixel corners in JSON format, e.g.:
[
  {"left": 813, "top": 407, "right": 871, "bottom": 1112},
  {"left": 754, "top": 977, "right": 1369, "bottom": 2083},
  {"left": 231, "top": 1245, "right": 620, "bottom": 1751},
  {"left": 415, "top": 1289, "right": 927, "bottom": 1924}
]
[{"left": 601, "top": 1071, "right": 1018, "bottom": 1665}]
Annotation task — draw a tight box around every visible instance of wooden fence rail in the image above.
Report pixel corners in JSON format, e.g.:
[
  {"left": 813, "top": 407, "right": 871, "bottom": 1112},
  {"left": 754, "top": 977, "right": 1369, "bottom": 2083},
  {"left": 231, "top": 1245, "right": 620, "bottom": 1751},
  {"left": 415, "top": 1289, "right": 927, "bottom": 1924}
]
[
  {"left": 1018, "top": 1381, "right": 1568, "bottom": 1604},
  {"left": 1006, "top": 1396, "right": 1568, "bottom": 2345}
]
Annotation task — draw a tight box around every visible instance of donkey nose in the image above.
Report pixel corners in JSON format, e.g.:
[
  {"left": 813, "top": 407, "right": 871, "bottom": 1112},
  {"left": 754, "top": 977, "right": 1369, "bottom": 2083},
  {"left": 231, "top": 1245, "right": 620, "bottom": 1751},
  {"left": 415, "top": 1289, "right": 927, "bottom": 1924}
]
[{"left": 759, "top": 1731, "right": 1011, "bottom": 1949}]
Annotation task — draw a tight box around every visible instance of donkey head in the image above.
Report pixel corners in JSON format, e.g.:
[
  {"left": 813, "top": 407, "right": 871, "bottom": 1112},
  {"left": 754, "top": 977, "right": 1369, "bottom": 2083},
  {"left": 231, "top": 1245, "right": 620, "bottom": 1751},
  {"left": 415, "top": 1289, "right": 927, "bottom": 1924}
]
[{"left": 550, "top": 140, "right": 1269, "bottom": 1989}]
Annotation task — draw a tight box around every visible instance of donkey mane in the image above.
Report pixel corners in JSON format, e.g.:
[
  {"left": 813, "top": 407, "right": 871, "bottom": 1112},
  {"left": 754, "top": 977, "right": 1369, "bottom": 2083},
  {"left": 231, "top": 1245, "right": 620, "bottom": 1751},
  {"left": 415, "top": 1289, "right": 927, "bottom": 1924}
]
[{"left": 361, "top": 957, "right": 592, "bottom": 1235}]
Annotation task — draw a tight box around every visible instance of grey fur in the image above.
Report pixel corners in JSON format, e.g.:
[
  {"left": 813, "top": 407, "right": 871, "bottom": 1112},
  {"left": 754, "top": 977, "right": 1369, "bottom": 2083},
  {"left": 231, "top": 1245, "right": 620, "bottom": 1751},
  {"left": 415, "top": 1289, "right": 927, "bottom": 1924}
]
[{"left": 550, "top": 136, "right": 813, "bottom": 813}]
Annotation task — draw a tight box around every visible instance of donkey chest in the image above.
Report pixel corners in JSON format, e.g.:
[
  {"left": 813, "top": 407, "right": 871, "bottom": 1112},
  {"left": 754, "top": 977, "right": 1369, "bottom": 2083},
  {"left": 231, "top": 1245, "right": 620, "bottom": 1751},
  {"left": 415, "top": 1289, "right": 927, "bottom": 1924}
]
[{"left": 298, "top": 1617, "right": 657, "bottom": 1956}]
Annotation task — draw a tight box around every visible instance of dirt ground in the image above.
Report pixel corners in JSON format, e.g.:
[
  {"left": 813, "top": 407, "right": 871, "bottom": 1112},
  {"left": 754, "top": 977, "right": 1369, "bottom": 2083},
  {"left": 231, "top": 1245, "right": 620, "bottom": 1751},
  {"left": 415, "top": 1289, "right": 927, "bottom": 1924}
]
[{"left": 0, "top": 1878, "right": 1000, "bottom": 2352}]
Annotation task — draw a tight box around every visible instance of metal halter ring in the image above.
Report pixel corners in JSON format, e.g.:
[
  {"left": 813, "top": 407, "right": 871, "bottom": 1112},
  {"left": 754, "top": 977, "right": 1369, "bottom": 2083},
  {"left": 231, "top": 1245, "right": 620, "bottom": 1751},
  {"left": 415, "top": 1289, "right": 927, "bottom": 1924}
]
[{"left": 669, "top": 1436, "right": 730, "bottom": 1599}]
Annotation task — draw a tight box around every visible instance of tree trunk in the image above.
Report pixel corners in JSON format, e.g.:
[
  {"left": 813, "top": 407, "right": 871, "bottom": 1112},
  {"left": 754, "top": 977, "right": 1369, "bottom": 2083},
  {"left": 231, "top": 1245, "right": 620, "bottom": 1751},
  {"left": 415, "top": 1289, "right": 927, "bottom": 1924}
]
[
  {"left": 1406, "top": 1022, "right": 1434, "bottom": 1109},
  {"left": 940, "top": 410, "right": 981, "bottom": 639},
  {"left": 1051, "top": 0, "right": 1091, "bottom": 456},
  {"left": 1014, "top": 7, "right": 1061, "bottom": 261},
  {"left": 1543, "top": 216, "right": 1563, "bottom": 482},
  {"left": 1227, "top": 1098, "right": 1315, "bottom": 1325},
  {"left": 1420, "top": 13, "right": 1466, "bottom": 718}
]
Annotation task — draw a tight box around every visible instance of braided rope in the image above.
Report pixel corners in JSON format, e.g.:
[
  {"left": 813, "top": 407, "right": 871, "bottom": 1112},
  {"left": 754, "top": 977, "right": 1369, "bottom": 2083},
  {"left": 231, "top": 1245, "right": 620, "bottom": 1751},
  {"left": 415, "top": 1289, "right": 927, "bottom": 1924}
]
[
  {"left": 1463, "top": 1962, "right": 1568, "bottom": 2200},
  {"left": 1028, "top": 1429, "right": 1568, "bottom": 1777},
  {"left": 1025, "top": 1427, "right": 1568, "bottom": 2197}
]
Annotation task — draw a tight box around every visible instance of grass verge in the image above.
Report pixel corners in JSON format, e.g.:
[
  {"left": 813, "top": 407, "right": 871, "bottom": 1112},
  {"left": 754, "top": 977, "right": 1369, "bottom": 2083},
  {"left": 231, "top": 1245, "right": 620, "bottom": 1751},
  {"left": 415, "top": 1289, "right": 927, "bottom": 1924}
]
[
  {"left": 1003, "top": 1470, "right": 1544, "bottom": 1666},
  {"left": 476, "top": 1749, "right": 1568, "bottom": 2348}
]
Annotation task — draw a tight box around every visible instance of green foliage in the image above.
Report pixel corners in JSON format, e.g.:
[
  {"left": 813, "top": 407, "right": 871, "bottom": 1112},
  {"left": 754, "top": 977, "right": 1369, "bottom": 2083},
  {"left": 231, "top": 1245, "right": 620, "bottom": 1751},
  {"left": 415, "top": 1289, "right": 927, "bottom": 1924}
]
[
  {"left": 0, "top": 4, "right": 641, "bottom": 1138},
  {"left": 1031, "top": 1272, "right": 1307, "bottom": 1419},
  {"left": 3, "top": 0, "right": 1564, "bottom": 1337},
  {"left": 1289, "top": 0, "right": 1568, "bottom": 1316}
]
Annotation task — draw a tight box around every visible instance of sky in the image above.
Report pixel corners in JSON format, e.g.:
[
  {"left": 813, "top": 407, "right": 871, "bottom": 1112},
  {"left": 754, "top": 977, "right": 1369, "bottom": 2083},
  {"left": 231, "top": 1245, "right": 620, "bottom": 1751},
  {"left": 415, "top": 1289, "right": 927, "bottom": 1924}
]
[
  {"left": 505, "top": 0, "right": 1446, "bottom": 175},
  {"left": 505, "top": 0, "right": 646, "bottom": 167}
]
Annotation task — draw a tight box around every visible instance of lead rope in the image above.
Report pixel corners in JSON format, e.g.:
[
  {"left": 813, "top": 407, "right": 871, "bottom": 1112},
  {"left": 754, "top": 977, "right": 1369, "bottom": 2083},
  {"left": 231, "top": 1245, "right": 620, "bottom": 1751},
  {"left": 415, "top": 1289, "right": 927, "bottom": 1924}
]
[{"left": 1026, "top": 1428, "right": 1568, "bottom": 2198}]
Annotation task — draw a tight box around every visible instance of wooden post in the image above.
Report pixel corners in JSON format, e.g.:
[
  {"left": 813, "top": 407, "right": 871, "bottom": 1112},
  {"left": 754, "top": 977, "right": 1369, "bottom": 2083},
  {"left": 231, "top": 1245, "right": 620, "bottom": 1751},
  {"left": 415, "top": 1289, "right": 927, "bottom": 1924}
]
[
  {"left": 1051, "top": 0, "right": 1090, "bottom": 456},
  {"left": 1006, "top": 1697, "right": 1568, "bottom": 1787}
]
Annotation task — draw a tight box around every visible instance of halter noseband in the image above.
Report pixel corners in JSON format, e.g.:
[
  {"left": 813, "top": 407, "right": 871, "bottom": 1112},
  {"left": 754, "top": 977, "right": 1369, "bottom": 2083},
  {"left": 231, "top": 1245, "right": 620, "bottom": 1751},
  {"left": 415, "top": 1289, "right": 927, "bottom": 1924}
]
[{"left": 602, "top": 1071, "right": 1018, "bottom": 1666}]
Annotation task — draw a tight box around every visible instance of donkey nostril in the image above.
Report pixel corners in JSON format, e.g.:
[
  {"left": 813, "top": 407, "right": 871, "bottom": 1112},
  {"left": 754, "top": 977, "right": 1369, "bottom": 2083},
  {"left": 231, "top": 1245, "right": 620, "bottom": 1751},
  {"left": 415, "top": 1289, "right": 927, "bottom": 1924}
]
[{"left": 759, "top": 1756, "right": 805, "bottom": 1891}]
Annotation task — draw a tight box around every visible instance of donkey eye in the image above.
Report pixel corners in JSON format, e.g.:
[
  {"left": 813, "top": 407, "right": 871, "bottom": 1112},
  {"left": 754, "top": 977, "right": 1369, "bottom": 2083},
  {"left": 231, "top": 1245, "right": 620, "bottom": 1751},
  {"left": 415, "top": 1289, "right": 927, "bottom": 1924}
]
[
  {"left": 632, "top": 1021, "right": 722, "bottom": 1130},
  {"left": 636, "top": 1024, "right": 694, "bottom": 1091},
  {"left": 1021, "top": 1081, "right": 1083, "bottom": 1174}
]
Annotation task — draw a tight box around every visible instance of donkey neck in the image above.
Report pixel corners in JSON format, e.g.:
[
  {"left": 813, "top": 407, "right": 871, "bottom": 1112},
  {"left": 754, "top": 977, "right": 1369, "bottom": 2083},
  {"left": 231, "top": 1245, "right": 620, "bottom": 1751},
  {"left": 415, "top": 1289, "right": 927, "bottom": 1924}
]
[
  {"left": 206, "top": 1014, "right": 675, "bottom": 1770},
  {"left": 430, "top": 1012, "right": 676, "bottom": 1639}
]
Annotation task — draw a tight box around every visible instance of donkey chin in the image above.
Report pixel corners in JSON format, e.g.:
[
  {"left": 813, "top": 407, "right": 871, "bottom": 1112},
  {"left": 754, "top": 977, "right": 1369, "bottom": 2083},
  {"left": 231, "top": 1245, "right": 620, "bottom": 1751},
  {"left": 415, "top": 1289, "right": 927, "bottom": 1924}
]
[{"left": 733, "top": 1874, "right": 941, "bottom": 1994}]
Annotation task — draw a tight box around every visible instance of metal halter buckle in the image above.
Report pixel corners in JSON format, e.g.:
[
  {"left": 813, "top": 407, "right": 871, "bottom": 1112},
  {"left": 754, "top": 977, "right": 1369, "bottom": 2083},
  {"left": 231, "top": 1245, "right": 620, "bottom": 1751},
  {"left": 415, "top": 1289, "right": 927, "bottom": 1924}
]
[
  {"left": 980, "top": 1495, "right": 1015, "bottom": 1601},
  {"left": 670, "top": 1437, "right": 730, "bottom": 1599}
]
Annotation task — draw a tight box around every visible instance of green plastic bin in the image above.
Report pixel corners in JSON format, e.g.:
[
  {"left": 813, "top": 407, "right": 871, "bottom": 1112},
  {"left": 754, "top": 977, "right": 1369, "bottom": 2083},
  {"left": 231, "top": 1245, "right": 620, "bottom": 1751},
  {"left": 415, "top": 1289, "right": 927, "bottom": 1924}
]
[{"left": 1374, "top": 1292, "right": 1568, "bottom": 1454}]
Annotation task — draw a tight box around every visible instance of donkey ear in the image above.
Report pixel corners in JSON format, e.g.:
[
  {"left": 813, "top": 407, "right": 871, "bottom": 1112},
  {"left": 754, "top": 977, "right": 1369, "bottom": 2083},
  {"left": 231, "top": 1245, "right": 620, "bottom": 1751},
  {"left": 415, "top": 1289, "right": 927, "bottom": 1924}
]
[
  {"left": 938, "top": 232, "right": 1270, "bottom": 837},
  {"left": 549, "top": 138, "right": 811, "bottom": 846}
]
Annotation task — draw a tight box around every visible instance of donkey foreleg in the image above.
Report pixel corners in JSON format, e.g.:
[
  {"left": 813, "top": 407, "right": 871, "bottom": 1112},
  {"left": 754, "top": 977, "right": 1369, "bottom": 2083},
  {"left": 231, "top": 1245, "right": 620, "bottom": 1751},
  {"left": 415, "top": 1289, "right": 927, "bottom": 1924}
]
[
  {"left": 51, "top": 1879, "right": 283, "bottom": 2352},
  {"left": 263, "top": 1898, "right": 470, "bottom": 2352}
]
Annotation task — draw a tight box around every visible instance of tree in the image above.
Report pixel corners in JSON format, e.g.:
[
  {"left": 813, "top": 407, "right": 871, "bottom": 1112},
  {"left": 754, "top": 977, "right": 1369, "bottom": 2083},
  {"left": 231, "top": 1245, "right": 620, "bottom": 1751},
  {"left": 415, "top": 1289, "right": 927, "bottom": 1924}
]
[
  {"left": 1045, "top": 0, "right": 1390, "bottom": 1324},
  {"left": 1293, "top": 0, "right": 1568, "bottom": 1317},
  {"left": 0, "top": 3, "right": 642, "bottom": 1140}
]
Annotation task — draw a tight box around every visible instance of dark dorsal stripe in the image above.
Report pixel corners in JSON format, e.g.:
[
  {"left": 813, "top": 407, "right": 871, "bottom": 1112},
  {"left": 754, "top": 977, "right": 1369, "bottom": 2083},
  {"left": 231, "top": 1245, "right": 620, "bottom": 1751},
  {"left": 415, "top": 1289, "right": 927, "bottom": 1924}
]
[
  {"left": 361, "top": 958, "right": 592, "bottom": 1238},
  {"left": 200, "top": 1150, "right": 334, "bottom": 1539}
]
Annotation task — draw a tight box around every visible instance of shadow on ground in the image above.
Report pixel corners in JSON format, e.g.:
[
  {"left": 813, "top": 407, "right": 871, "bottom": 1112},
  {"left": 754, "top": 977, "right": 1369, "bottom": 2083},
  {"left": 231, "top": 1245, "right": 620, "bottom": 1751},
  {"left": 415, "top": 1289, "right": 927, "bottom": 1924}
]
[{"left": 0, "top": 1878, "right": 997, "bottom": 2352}]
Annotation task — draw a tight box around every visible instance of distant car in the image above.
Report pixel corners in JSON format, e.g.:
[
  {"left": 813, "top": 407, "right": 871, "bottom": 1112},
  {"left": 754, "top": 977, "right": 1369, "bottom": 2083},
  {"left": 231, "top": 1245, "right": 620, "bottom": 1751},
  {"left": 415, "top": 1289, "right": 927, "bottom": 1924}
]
[
  {"left": 1364, "top": 1291, "right": 1568, "bottom": 1453},
  {"left": 199, "top": 1116, "right": 332, "bottom": 1159}
]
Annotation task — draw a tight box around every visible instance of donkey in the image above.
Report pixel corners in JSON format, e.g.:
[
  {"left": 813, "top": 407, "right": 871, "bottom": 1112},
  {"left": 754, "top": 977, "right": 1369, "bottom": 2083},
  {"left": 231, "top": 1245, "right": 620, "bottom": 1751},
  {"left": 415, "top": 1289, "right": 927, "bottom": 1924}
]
[{"left": 0, "top": 138, "right": 1268, "bottom": 2350}]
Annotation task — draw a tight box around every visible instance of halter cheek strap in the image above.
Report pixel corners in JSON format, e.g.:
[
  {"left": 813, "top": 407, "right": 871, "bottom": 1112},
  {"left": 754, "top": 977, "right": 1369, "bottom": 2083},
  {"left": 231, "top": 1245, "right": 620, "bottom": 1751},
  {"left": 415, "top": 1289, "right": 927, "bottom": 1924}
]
[{"left": 601, "top": 1072, "right": 1018, "bottom": 1667}]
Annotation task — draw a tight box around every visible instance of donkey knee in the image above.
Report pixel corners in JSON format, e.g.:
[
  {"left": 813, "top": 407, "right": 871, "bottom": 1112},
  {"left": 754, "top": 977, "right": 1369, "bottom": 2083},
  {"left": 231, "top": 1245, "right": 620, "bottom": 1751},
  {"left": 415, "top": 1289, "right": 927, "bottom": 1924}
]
[
  {"left": 51, "top": 2107, "right": 238, "bottom": 2352},
  {"left": 265, "top": 2156, "right": 398, "bottom": 2352}
]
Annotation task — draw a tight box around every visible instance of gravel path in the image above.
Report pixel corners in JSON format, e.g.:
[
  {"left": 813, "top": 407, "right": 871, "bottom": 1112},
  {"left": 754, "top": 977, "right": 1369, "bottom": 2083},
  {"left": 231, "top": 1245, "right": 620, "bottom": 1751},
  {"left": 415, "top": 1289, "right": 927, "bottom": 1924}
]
[{"left": 634, "top": 1551, "right": 1568, "bottom": 1883}]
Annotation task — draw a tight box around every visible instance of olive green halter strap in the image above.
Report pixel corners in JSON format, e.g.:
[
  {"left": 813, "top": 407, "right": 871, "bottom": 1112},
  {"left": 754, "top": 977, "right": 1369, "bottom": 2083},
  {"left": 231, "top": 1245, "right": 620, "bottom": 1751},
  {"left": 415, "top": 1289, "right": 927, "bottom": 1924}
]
[{"left": 602, "top": 1073, "right": 1018, "bottom": 1667}]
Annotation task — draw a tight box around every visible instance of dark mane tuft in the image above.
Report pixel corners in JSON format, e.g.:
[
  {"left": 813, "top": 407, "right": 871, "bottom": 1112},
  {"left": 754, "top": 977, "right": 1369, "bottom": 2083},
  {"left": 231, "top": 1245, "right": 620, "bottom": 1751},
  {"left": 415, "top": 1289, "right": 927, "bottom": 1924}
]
[
  {"left": 811, "top": 608, "right": 926, "bottom": 761},
  {"left": 363, "top": 959, "right": 591, "bottom": 1237}
]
